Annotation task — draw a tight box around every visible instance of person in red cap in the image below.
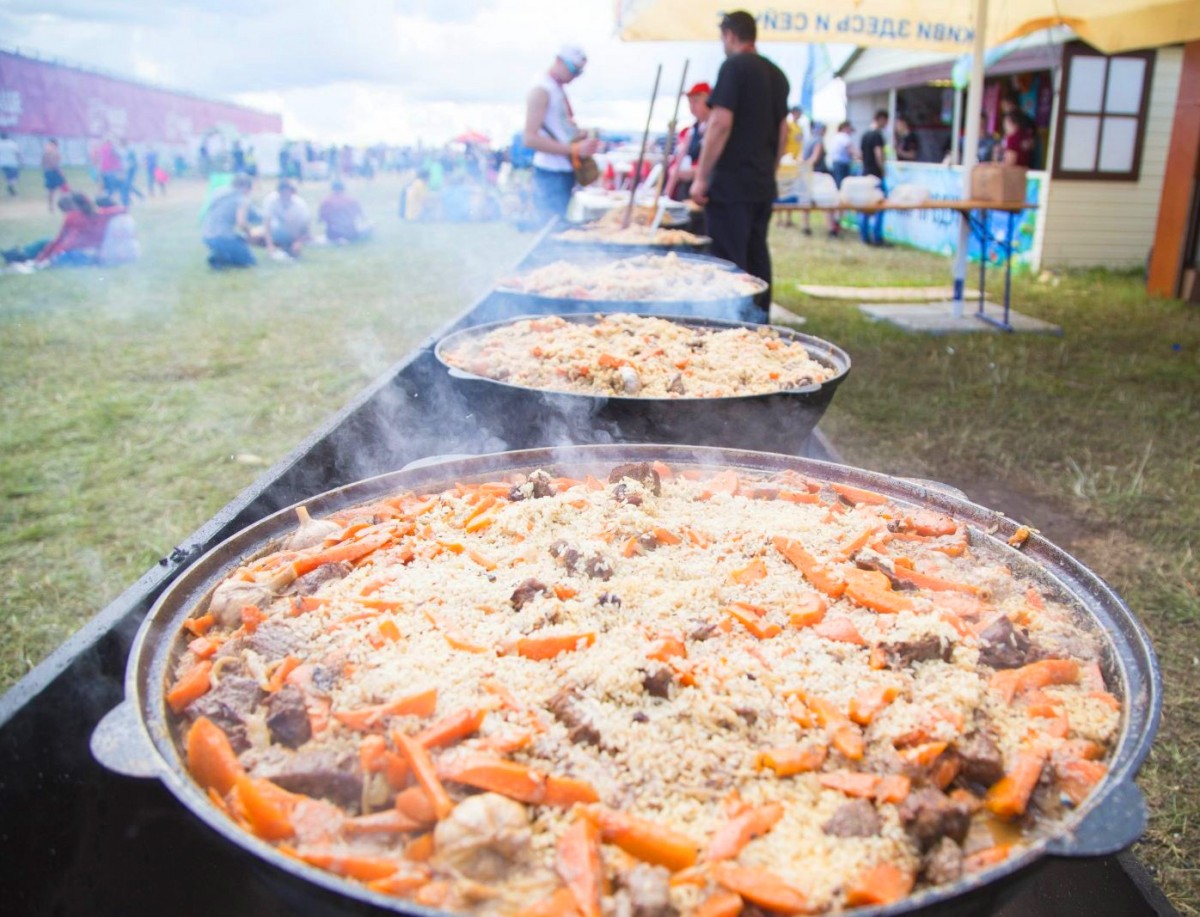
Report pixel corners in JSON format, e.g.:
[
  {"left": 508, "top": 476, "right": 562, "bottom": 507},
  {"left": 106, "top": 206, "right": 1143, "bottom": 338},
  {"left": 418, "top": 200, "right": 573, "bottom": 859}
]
[
  {"left": 523, "top": 44, "right": 600, "bottom": 224},
  {"left": 691, "top": 11, "right": 789, "bottom": 322},
  {"left": 666, "top": 82, "right": 711, "bottom": 205}
]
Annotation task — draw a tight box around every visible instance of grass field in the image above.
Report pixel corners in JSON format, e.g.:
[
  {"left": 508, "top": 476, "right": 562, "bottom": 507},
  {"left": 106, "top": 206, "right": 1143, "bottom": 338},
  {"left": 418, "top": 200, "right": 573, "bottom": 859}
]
[{"left": 1, "top": 172, "right": 1197, "bottom": 909}]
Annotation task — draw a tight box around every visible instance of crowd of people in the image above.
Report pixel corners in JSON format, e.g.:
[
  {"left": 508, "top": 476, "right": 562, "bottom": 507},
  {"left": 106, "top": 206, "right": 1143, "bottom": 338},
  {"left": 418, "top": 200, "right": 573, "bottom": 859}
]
[
  {"left": 514, "top": 11, "right": 1051, "bottom": 307},
  {"left": 1, "top": 126, "right": 520, "bottom": 274},
  {"left": 524, "top": 14, "right": 788, "bottom": 320},
  {"left": 2, "top": 9, "right": 1046, "bottom": 285},
  {"left": 201, "top": 175, "right": 374, "bottom": 269}
]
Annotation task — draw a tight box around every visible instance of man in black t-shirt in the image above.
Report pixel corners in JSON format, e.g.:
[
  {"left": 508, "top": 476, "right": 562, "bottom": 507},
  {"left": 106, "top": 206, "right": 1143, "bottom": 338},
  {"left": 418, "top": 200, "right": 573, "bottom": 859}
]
[
  {"left": 690, "top": 10, "right": 789, "bottom": 322},
  {"left": 859, "top": 109, "right": 889, "bottom": 246}
]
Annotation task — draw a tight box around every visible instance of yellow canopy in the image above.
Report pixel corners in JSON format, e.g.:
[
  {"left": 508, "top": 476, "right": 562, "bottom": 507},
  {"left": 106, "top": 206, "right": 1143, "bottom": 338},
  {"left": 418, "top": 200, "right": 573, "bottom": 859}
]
[{"left": 616, "top": 0, "right": 1200, "bottom": 54}]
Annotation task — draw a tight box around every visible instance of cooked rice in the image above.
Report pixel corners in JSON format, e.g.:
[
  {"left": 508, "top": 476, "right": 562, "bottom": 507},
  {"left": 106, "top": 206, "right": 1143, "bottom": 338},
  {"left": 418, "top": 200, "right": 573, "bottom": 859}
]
[{"left": 169, "top": 462, "right": 1120, "bottom": 915}]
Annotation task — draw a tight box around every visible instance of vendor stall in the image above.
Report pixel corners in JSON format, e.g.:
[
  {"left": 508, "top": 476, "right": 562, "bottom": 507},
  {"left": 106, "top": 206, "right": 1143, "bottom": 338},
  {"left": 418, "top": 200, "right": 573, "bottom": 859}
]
[{"left": 840, "top": 37, "right": 1186, "bottom": 272}]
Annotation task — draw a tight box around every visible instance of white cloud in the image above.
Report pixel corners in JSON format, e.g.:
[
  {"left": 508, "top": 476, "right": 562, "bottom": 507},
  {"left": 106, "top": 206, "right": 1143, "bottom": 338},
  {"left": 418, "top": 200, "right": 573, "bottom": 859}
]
[{"left": 2, "top": 0, "right": 848, "bottom": 145}]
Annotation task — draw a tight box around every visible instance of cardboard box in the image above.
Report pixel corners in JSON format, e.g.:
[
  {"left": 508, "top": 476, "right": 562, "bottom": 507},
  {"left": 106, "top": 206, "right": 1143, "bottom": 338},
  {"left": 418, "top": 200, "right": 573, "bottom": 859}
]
[{"left": 970, "top": 164, "right": 1028, "bottom": 204}]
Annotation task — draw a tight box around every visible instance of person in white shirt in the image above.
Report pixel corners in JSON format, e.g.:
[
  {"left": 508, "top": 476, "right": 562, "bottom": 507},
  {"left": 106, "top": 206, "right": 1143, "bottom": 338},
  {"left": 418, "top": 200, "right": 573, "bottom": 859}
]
[
  {"left": 0, "top": 132, "right": 21, "bottom": 196},
  {"left": 827, "top": 121, "right": 858, "bottom": 188},
  {"left": 522, "top": 44, "right": 600, "bottom": 223},
  {"left": 261, "top": 180, "right": 311, "bottom": 257}
]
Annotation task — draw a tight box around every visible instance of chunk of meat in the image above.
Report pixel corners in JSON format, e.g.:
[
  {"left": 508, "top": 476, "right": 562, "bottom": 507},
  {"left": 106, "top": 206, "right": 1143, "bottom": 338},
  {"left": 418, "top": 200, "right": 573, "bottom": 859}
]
[
  {"left": 688, "top": 620, "right": 718, "bottom": 642},
  {"left": 285, "top": 511, "right": 341, "bottom": 551},
  {"left": 254, "top": 748, "right": 363, "bottom": 809},
  {"left": 310, "top": 664, "right": 340, "bottom": 695},
  {"left": 511, "top": 578, "right": 551, "bottom": 611},
  {"left": 854, "top": 554, "right": 914, "bottom": 590},
  {"left": 619, "top": 365, "right": 643, "bottom": 395},
  {"left": 899, "top": 788, "right": 971, "bottom": 852},
  {"left": 547, "top": 687, "right": 603, "bottom": 747},
  {"left": 954, "top": 731, "right": 1005, "bottom": 787},
  {"left": 921, "top": 837, "right": 964, "bottom": 885},
  {"left": 510, "top": 469, "right": 556, "bottom": 501},
  {"left": 666, "top": 374, "right": 687, "bottom": 396},
  {"left": 780, "top": 375, "right": 815, "bottom": 390},
  {"left": 612, "top": 483, "right": 643, "bottom": 506},
  {"left": 433, "top": 792, "right": 531, "bottom": 880},
  {"left": 266, "top": 685, "right": 312, "bottom": 749},
  {"left": 881, "top": 634, "right": 951, "bottom": 668},
  {"left": 614, "top": 864, "right": 677, "bottom": 917},
  {"left": 608, "top": 463, "right": 662, "bottom": 496},
  {"left": 549, "top": 540, "right": 583, "bottom": 574},
  {"left": 244, "top": 622, "right": 302, "bottom": 662},
  {"left": 1033, "top": 629, "right": 1101, "bottom": 664},
  {"left": 978, "top": 616, "right": 1040, "bottom": 669},
  {"left": 636, "top": 533, "right": 659, "bottom": 553},
  {"left": 186, "top": 674, "right": 265, "bottom": 752},
  {"left": 822, "top": 799, "right": 882, "bottom": 838},
  {"left": 641, "top": 666, "right": 673, "bottom": 700},
  {"left": 207, "top": 579, "right": 274, "bottom": 629},
  {"left": 290, "top": 561, "right": 352, "bottom": 596},
  {"left": 584, "top": 554, "right": 614, "bottom": 581},
  {"left": 735, "top": 707, "right": 758, "bottom": 726}
]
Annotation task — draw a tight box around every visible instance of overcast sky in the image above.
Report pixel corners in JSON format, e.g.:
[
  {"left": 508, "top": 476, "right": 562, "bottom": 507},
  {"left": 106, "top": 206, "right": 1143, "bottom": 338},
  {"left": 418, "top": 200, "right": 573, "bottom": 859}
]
[{"left": 1, "top": 0, "right": 848, "bottom": 145}]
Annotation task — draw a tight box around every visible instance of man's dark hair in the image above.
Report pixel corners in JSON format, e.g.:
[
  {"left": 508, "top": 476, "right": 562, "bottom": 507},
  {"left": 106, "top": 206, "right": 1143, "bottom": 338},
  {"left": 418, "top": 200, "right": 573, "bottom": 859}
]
[
  {"left": 69, "top": 191, "right": 96, "bottom": 216},
  {"left": 719, "top": 10, "right": 757, "bottom": 42},
  {"left": 875, "top": 109, "right": 889, "bottom": 121}
]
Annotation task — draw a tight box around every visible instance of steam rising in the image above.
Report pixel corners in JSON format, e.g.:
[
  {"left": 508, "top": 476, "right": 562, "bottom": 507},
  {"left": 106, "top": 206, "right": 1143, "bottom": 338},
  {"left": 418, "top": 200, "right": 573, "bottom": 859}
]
[{"left": 225, "top": 246, "right": 842, "bottom": 527}]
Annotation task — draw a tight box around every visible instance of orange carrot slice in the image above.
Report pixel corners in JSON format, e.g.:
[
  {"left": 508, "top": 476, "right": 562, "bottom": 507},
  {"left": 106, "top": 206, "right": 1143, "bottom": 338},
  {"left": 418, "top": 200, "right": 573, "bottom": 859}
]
[
  {"left": 713, "top": 864, "right": 809, "bottom": 915},
  {"left": 705, "top": 802, "right": 784, "bottom": 861},
  {"left": 772, "top": 537, "right": 845, "bottom": 598},
  {"left": 333, "top": 688, "right": 437, "bottom": 731},
  {"left": 516, "top": 887, "right": 582, "bottom": 917},
  {"left": 515, "top": 633, "right": 596, "bottom": 660},
  {"left": 694, "top": 889, "right": 744, "bottom": 917},
  {"left": 186, "top": 716, "right": 245, "bottom": 795},
  {"left": 724, "top": 605, "right": 781, "bottom": 640},
  {"left": 556, "top": 819, "right": 604, "bottom": 917},
  {"left": 818, "top": 771, "right": 881, "bottom": 798},
  {"left": 235, "top": 776, "right": 296, "bottom": 841},
  {"left": 729, "top": 558, "right": 768, "bottom": 585},
  {"left": 393, "top": 732, "right": 454, "bottom": 820},
  {"left": 415, "top": 707, "right": 487, "bottom": 749},
  {"left": 167, "top": 660, "right": 213, "bottom": 713},
  {"left": 437, "top": 754, "right": 546, "bottom": 804},
  {"left": 844, "top": 862, "right": 915, "bottom": 906},
  {"left": 587, "top": 807, "right": 700, "bottom": 872},
  {"left": 985, "top": 750, "right": 1047, "bottom": 819}
]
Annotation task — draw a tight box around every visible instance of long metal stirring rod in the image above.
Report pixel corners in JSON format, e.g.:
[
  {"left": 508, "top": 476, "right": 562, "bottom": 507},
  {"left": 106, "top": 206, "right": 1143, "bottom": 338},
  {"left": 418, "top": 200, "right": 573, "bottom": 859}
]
[
  {"left": 651, "top": 60, "right": 689, "bottom": 232},
  {"left": 622, "top": 63, "right": 663, "bottom": 229}
]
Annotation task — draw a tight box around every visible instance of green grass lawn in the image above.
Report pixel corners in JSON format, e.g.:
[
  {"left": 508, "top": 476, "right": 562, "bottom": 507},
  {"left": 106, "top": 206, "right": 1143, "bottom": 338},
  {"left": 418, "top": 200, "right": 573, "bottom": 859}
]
[
  {"left": 0, "top": 172, "right": 530, "bottom": 682},
  {"left": 1, "top": 179, "right": 1198, "bottom": 910}
]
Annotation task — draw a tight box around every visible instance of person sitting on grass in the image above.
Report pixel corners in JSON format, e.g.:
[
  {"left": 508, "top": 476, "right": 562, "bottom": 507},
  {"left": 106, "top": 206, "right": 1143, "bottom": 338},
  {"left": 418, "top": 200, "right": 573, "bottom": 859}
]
[
  {"left": 318, "top": 180, "right": 369, "bottom": 243},
  {"left": 261, "top": 179, "right": 311, "bottom": 258},
  {"left": 9, "top": 192, "right": 127, "bottom": 269},
  {"left": 201, "top": 173, "right": 256, "bottom": 269},
  {"left": 399, "top": 169, "right": 433, "bottom": 221},
  {"left": 36, "top": 193, "right": 116, "bottom": 266}
]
